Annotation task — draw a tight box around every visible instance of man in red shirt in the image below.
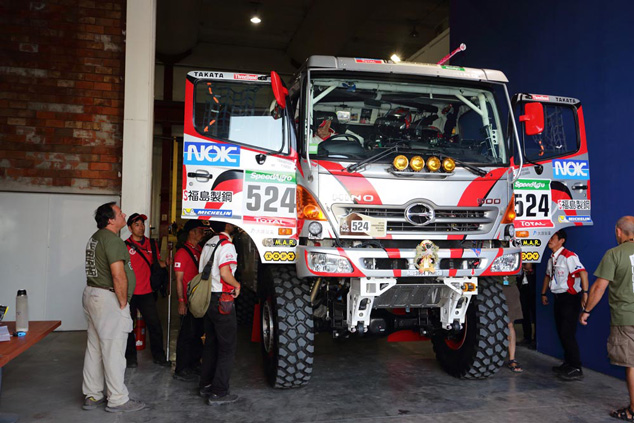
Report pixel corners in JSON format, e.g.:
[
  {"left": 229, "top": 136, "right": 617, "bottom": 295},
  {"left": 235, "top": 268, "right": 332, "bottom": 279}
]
[
  {"left": 124, "top": 213, "right": 170, "bottom": 368},
  {"left": 173, "top": 219, "right": 208, "bottom": 380}
]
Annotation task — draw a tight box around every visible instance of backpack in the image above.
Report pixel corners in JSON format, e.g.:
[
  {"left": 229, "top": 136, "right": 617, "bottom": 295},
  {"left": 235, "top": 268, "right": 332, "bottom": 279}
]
[{"left": 186, "top": 241, "right": 221, "bottom": 318}]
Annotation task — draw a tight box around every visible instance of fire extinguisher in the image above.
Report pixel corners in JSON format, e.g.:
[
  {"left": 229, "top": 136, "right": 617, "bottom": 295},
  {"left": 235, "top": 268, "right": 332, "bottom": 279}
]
[{"left": 135, "top": 311, "right": 146, "bottom": 351}]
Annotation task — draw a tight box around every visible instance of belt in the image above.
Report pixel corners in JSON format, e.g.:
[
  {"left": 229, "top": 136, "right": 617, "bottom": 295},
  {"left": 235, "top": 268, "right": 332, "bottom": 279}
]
[
  {"left": 554, "top": 292, "right": 579, "bottom": 297},
  {"left": 88, "top": 284, "right": 115, "bottom": 293}
]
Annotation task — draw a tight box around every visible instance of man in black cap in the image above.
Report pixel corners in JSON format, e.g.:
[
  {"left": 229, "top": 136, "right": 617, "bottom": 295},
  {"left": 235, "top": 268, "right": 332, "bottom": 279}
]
[
  {"left": 173, "top": 219, "right": 208, "bottom": 380},
  {"left": 124, "top": 213, "right": 170, "bottom": 368}
]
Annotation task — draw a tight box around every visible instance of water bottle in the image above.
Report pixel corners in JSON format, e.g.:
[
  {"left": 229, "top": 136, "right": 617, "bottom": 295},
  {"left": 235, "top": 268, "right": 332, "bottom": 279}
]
[{"left": 16, "top": 289, "right": 28, "bottom": 333}]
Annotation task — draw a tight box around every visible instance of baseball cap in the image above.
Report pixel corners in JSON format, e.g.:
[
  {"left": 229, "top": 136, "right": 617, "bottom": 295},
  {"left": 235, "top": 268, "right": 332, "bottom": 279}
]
[
  {"left": 127, "top": 213, "right": 147, "bottom": 226},
  {"left": 183, "top": 219, "right": 208, "bottom": 233}
]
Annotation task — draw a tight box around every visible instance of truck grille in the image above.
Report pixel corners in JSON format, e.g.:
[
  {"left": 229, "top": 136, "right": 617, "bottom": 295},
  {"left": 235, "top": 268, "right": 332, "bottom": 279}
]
[{"left": 333, "top": 204, "right": 496, "bottom": 235}]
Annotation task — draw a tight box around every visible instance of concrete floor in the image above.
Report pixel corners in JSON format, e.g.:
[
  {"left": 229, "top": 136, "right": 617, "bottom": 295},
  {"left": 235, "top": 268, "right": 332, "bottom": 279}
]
[{"left": 0, "top": 318, "right": 628, "bottom": 423}]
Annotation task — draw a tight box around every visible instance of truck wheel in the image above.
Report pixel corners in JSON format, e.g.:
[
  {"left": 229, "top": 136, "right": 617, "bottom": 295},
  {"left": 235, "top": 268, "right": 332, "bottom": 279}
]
[
  {"left": 431, "top": 277, "right": 509, "bottom": 379},
  {"left": 260, "top": 265, "right": 314, "bottom": 388},
  {"left": 235, "top": 287, "right": 257, "bottom": 326}
]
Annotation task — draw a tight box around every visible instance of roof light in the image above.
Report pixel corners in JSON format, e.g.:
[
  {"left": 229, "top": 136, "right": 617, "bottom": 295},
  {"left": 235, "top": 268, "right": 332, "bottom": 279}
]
[
  {"left": 250, "top": 15, "right": 261, "bottom": 24},
  {"left": 390, "top": 54, "right": 401, "bottom": 63}
]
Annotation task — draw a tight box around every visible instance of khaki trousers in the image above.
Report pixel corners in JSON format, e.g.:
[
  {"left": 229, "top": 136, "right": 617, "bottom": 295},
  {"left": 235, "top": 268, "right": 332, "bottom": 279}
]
[{"left": 81, "top": 286, "right": 133, "bottom": 407}]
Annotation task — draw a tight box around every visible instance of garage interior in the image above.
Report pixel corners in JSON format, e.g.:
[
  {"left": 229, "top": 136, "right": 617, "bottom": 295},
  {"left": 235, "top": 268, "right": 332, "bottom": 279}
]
[{"left": 1, "top": 0, "right": 633, "bottom": 422}]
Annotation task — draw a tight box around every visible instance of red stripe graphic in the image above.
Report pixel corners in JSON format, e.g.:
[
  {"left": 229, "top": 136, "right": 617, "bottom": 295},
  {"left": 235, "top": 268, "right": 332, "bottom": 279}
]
[
  {"left": 319, "top": 161, "right": 382, "bottom": 205},
  {"left": 456, "top": 167, "right": 507, "bottom": 207}
]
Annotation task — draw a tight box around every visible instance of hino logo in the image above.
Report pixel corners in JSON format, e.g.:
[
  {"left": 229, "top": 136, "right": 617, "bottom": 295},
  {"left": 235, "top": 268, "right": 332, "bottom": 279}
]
[
  {"left": 183, "top": 141, "right": 240, "bottom": 167},
  {"left": 553, "top": 159, "right": 589, "bottom": 180},
  {"left": 405, "top": 203, "right": 435, "bottom": 226},
  {"left": 332, "top": 193, "right": 375, "bottom": 203}
]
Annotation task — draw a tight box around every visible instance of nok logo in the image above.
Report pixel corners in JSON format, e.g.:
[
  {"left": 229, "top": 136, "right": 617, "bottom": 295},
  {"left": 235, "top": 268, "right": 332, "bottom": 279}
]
[
  {"left": 553, "top": 159, "right": 589, "bottom": 180},
  {"left": 184, "top": 141, "right": 240, "bottom": 167}
]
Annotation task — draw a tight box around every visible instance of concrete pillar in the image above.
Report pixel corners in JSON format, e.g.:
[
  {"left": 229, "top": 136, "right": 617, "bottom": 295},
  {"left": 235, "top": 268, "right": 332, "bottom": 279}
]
[{"left": 121, "top": 0, "right": 157, "bottom": 237}]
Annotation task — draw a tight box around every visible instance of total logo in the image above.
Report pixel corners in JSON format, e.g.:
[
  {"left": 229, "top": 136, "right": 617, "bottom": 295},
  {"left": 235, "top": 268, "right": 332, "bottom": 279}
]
[
  {"left": 553, "top": 159, "right": 589, "bottom": 180},
  {"left": 184, "top": 141, "right": 240, "bottom": 167}
]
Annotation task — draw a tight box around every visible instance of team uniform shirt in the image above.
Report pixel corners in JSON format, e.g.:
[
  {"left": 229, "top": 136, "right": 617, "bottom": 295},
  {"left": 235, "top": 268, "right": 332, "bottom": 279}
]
[
  {"left": 174, "top": 242, "right": 201, "bottom": 304},
  {"left": 594, "top": 241, "right": 634, "bottom": 326},
  {"left": 126, "top": 236, "right": 160, "bottom": 296},
  {"left": 546, "top": 247, "right": 585, "bottom": 294},
  {"left": 85, "top": 228, "right": 136, "bottom": 301},
  {"left": 199, "top": 233, "right": 237, "bottom": 293}
]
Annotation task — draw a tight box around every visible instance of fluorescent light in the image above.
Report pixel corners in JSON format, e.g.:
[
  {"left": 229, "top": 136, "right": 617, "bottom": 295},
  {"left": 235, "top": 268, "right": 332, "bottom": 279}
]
[
  {"left": 250, "top": 15, "right": 261, "bottom": 24},
  {"left": 390, "top": 54, "right": 401, "bottom": 63}
]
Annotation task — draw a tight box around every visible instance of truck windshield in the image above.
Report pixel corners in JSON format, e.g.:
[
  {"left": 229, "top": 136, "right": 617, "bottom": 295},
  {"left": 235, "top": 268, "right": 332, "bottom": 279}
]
[
  {"left": 309, "top": 75, "right": 507, "bottom": 165},
  {"left": 193, "top": 79, "right": 284, "bottom": 152}
]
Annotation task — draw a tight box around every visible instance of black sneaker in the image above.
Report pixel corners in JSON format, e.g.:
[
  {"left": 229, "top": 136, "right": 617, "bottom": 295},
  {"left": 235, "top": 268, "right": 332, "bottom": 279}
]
[
  {"left": 199, "top": 384, "right": 213, "bottom": 397},
  {"left": 173, "top": 369, "right": 198, "bottom": 381},
  {"left": 126, "top": 359, "right": 138, "bottom": 369},
  {"left": 153, "top": 358, "right": 172, "bottom": 367},
  {"left": 558, "top": 366, "right": 584, "bottom": 381},
  {"left": 552, "top": 363, "right": 568, "bottom": 374},
  {"left": 207, "top": 393, "right": 238, "bottom": 405}
]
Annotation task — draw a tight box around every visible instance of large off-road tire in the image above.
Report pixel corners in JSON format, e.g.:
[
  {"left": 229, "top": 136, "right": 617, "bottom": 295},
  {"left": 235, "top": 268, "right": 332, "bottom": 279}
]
[
  {"left": 431, "top": 277, "right": 509, "bottom": 379},
  {"left": 234, "top": 231, "right": 259, "bottom": 326},
  {"left": 235, "top": 287, "right": 257, "bottom": 326},
  {"left": 260, "top": 265, "right": 314, "bottom": 389}
]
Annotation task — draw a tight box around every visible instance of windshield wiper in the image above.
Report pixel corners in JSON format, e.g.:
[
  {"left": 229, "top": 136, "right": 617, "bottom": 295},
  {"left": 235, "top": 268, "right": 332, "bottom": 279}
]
[
  {"left": 346, "top": 145, "right": 400, "bottom": 173},
  {"left": 417, "top": 149, "right": 487, "bottom": 177}
]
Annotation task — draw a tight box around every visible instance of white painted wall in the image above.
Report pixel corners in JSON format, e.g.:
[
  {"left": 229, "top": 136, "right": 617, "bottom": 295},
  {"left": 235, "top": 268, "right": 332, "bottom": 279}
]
[
  {"left": 408, "top": 28, "right": 450, "bottom": 64},
  {"left": 0, "top": 192, "right": 119, "bottom": 330}
]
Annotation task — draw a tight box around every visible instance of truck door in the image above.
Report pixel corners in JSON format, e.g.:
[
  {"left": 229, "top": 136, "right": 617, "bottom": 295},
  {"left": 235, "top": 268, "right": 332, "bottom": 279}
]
[
  {"left": 512, "top": 94, "right": 591, "bottom": 263},
  {"left": 182, "top": 71, "right": 298, "bottom": 263}
]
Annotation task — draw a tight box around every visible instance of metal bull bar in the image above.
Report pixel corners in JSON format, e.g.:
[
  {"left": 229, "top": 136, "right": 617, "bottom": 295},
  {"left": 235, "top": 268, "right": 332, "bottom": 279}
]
[{"left": 346, "top": 277, "right": 477, "bottom": 332}]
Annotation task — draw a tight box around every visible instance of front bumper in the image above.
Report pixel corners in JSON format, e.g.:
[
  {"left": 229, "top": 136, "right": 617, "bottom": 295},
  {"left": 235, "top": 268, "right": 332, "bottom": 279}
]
[{"left": 296, "top": 245, "right": 521, "bottom": 279}]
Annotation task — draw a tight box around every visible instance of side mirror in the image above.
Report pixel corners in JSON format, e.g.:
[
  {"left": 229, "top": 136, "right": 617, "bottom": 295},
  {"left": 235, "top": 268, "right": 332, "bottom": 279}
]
[
  {"left": 519, "top": 102, "right": 544, "bottom": 136},
  {"left": 271, "top": 71, "right": 288, "bottom": 110}
]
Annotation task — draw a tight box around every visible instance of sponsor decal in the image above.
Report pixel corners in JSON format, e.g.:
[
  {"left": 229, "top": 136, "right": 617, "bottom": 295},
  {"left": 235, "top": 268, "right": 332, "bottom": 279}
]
[
  {"left": 273, "top": 238, "right": 297, "bottom": 247},
  {"left": 515, "top": 219, "right": 553, "bottom": 228},
  {"left": 558, "top": 215, "right": 592, "bottom": 223},
  {"left": 514, "top": 179, "right": 549, "bottom": 190},
  {"left": 553, "top": 159, "right": 589, "bottom": 180},
  {"left": 128, "top": 248, "right": 136, "bottom": 255},
  {"left": 521, "top": 239, "right": 542, "bottom": 247},
  {"left": 174, "top": 262, "right": 181, "bottom": 268},
  {"left": 191, "top": 71, "right": 224, "bottom": 78},
  {"left": 183, "top": 208, "right": 196, "bottom": 216},
  {"left": 245, "top": 170, "right": 295, "bottom": 184},
  {"left": 354, "top": 58, "right": 384, "bottom": 64},
  {"left": 194, "top": 209, "right": 233, "bottom": 217},
  {"left": 184, "top": 141, "right": 240, "bottom": 167},
  {"left": 333, "top": 193, "right": 376, "bottom": 203},
  {"left": 557, "top": 199, "right": 590, "bottom": 210},
  {"left": 441, "top": 65, "right": 465, "bottom": 71},
  {"left": 522, "top": 251, "right": 540, "bottom": 261},
  {"left": 244, "top": 215, "right": 296, "bottom": 227},
  {"left": 532, "top": 230, "right": 552, "bottom": 236},
  {"left": 471, "top": 248, "right": 482, "bottom": 257},
  {"left": 264, "top": 251, "right": 296, "bottom": 262},
  {"left": 185, "top": 190, "right": 233, "bottom": 202},
  {"left": 339, "top": 213, "right": 386, "bottom": 237},
  {"left": 531, "top": 94, "right": 550, "bottom": 101},
  {"left": 233, "top": 73, "right": 260, "bottom": 81}
]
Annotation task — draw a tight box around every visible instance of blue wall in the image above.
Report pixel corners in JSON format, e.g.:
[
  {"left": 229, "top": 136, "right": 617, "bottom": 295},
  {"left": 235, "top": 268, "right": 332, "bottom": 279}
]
[{"left": 451, "top": 0, "right": 634, "bottom": 379}]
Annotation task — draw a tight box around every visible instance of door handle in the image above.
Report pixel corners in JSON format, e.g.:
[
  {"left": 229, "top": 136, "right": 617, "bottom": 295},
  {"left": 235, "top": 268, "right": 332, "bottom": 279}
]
[
  {"left": 188, "top": 170, "right": 213, "bottom": 182},
  {"left": 572, "top": 183, "right": 587, "bottom": 190}
]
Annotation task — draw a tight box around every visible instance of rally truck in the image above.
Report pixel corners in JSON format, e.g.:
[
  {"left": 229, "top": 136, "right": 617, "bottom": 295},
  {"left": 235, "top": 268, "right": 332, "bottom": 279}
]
[{"left": 181, "top": 56, "right": 591, "bottom": 388}]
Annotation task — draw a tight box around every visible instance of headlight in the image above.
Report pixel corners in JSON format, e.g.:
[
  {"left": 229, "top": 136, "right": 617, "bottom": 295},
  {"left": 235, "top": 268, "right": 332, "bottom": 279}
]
[
  {"left": 308, "top": 222, "right": 323, "bottom": 237},
  {"left": 491, "top": 253, "right": 520, "bottom": 272},
  {"left": 393, "top": 155, "right": 409, "bottom": 171},
  {"left": 307, "top": 253, "right": 353, "bottom": 273},
  {"left": 442, "top": 158, "right": 455, "bottom": 172},
  {"left": 410, "top": 156, "right": 424, "bottom": 172},
  {"left": 505, "top": 225, "right": 515, "bottom": 238},
  {"left": 427, "top": 156, "right": 441, "bottom": 172}
]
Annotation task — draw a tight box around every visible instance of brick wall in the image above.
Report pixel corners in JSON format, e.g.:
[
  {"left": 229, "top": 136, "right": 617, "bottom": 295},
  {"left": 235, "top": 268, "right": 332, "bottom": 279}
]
[{"left": 0, "top": 0, "right": 126, "bottom": 194}]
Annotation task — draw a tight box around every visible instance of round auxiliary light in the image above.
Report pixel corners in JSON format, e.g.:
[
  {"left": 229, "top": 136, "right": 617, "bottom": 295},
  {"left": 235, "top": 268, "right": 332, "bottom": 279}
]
[
  {"left": 410, "top": 156, "right": 425, "bottom": 172},
  {"left": 427, "top": 156, "right": 441, "bottom": 172},
  {"left": 393, "top": 155, "right": 409, "bottom": 171},
  {"left": 442, "top": 157, "right": 456, "bottom": 172}
]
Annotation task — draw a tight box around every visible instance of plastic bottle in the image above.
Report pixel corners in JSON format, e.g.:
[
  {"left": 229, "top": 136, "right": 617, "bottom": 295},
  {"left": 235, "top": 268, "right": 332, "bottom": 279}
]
[{"left": 16, "top": 289, "right": 28, "bottom": 333}]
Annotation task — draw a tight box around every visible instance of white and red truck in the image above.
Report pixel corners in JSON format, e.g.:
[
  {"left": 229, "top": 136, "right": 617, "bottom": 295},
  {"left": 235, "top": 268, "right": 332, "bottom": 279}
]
[{"left": 181, "top": 56, "right": 591, "bottom": 388}]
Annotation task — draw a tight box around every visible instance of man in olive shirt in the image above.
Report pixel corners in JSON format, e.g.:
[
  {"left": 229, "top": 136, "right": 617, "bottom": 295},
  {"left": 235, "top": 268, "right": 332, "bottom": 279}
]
[
  {"left": 580, "top": 216, "right": 634, "bottom": 420},
  {"left": 81, "top": 202, "right": 145, "bottom": 413}
]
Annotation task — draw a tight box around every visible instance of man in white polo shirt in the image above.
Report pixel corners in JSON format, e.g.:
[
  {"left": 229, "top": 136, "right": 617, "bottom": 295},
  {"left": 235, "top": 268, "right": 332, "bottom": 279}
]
[{"left": 541, "top": 229, "right": 589, "bottom": 381}]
